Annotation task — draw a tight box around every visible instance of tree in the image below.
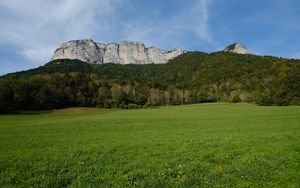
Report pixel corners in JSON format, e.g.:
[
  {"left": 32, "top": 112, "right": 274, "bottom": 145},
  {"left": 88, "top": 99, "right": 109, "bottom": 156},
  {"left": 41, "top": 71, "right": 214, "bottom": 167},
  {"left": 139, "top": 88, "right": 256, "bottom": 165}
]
[{"left": 0, "top": 80, "right": 14, "bottom": 112}]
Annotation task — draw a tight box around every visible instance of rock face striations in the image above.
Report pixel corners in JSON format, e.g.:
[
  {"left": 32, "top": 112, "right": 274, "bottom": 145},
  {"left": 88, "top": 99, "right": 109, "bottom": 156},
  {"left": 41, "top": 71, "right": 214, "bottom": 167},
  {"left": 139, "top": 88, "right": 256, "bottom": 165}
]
[
  {"left": 51, "top": 39, "right": 184, "bottom": 64},
  {"left": 223, "top": 43, "right": 250, "bottom": 54}
]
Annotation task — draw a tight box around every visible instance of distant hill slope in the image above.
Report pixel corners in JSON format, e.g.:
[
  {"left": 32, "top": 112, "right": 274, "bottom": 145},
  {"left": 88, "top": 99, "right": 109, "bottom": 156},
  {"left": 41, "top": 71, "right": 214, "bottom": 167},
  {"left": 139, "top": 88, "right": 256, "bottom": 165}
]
[{"left": 1, "top": 52, "right": 300, "bottom": 112}]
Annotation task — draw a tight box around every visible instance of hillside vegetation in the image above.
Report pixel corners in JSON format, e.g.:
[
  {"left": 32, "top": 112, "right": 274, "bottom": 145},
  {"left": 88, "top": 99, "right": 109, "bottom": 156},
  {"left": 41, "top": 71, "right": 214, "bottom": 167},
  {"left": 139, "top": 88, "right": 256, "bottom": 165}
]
[
  {"left": 0, "top": 103, "right": 299, "bottom": 187},
  {"left": 1, "top": 52, "right": 300, "bottom": 112}
]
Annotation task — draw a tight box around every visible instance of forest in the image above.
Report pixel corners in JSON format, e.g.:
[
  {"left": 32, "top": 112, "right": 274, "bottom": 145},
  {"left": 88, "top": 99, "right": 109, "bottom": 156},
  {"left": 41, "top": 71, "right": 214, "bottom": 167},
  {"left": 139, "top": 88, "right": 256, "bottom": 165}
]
[{"left": 1, "top": 52, "right": 300, "bottom": 112}]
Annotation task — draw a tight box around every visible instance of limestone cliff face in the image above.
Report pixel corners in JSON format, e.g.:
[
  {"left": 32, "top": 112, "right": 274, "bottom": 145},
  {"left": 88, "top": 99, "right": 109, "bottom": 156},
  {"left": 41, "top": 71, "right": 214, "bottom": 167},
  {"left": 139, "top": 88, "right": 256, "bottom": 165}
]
[
  {"left": 51, "top": 39, "right": 104, "bottom": 64},
  {"left": 223, "top": 43, "right": 250, "bottom": 54},
  {"left": 51, "top": 39, "right": 184, "bottom": 64}
]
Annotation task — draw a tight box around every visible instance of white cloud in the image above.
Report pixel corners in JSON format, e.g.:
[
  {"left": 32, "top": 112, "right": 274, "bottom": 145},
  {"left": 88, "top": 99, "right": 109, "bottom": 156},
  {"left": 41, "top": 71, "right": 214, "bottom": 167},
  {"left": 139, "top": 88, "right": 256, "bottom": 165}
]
[
  {"left": 22, "top": 47, "right": 57, "bottom": 62},
  {"left": 120, "top": 0, "right": 216, "bottom": 49},
  {"left": 0, "top": 0, "right": 216, "bottom": 67},
  {"left": 192, "top": 0, "right": 214, "bottom": 43},
  {"left": 0, "top": 0, "right": 121, "bottom": 63}
]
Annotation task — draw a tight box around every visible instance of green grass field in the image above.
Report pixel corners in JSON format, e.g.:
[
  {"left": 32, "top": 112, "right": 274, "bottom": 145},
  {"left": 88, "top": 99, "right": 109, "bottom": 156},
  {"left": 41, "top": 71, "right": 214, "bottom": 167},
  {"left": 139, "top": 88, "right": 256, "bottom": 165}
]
[{"left": 0, "top": 103, "right": 299, "bottom": 187}]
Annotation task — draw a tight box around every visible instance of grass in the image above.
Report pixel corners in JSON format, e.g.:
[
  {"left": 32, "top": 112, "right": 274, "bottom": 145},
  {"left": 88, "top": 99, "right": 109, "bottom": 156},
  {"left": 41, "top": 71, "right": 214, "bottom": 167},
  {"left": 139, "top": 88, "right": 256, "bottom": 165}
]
[{"left": 0, "top": 103, "right": 299, "bottom": 187}]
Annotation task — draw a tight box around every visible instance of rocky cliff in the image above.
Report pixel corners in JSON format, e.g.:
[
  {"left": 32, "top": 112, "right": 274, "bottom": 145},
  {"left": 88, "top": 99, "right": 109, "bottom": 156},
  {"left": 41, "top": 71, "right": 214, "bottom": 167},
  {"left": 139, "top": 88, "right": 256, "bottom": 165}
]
[
  {"left": 223, "top": 43, "right": 250, "bottom": 54},
  {"left": 51, "top": 39, "right": 184, "bottom": 64}
]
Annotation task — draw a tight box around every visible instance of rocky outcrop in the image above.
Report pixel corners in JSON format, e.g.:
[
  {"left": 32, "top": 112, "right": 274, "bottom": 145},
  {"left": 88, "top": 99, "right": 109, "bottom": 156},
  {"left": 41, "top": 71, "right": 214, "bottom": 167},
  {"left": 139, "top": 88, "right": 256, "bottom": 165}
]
[
  {"left": 51, "top": 39, "right": 184, "bottom": 64},
  {"left": 223, "top": 43, "right": 250, "bottom": 54}
]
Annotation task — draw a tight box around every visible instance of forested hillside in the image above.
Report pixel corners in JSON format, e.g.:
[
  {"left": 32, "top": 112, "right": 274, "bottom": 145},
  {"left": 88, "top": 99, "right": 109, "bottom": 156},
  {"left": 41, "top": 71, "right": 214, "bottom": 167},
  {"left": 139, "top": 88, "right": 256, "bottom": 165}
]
[{"left": 1, "top": 52, "right": 300, "bottom": 112}]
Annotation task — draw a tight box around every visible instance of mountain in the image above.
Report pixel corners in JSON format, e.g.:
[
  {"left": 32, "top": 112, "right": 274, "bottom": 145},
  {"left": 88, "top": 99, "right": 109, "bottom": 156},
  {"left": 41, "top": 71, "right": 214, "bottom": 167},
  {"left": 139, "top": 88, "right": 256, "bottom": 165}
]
[
  {"left": 223, "top": 43, "right": 250, "bottom": 54},
  {"left": 52, "top": 40, "right": 251, "bottom": 64},
  {"left": 1, "top": 50, "right": 300, "bottom": 112},
  {"left": 51, "top": 39, "right": 184, "bottom": 64}
]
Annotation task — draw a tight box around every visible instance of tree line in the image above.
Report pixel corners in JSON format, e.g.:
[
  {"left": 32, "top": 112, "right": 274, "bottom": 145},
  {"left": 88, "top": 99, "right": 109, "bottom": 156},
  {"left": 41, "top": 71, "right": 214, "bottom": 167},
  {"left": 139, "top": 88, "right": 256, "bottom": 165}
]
[{"left": 0, "top": 52, "right": 300, "bottom": 112}]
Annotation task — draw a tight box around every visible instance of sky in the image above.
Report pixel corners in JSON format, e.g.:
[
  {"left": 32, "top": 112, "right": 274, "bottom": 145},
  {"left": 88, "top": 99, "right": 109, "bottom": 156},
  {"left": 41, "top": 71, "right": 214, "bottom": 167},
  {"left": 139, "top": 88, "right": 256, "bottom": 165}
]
[{"left": 0, "top": 0, "right": 300, "bottom": 75}]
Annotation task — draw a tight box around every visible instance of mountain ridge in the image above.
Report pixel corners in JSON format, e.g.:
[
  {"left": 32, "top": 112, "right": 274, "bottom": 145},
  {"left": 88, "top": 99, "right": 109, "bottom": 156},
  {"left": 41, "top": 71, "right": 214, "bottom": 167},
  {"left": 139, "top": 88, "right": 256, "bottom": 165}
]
[
  {"left": 51, "top": 39, "right": 255, "bottom": 65},
  {"left": 51, "top": 39, "right": 184, "bottom": 65}
]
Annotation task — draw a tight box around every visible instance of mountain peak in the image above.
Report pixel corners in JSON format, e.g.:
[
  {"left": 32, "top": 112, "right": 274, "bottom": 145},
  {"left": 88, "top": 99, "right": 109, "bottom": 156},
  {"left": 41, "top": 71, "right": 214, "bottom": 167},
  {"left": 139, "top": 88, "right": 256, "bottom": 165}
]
[{"left": 223, "top": 43, "right": 250, "bottom": 54}]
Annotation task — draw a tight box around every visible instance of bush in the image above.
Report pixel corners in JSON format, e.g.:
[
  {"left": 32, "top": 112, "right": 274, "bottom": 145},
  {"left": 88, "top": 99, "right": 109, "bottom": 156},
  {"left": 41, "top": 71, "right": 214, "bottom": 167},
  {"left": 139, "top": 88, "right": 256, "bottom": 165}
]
[
  {"left": 231, "top": 95, "right": 241, "bottom": 103},
  {"left": 128, "top": 103, "right": 142, "bottom": 109},
  {"left": 252, "top": 91, "right": 273, "bottom": 106}
]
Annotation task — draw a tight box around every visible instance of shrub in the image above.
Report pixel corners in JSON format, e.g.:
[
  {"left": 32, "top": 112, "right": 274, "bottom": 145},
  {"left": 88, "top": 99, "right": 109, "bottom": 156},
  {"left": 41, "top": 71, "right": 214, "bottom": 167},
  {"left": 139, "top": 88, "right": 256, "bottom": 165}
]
[
  {"left": 128, "top": 103, "right": 142, "bottom": 109},
  {"left": 252, "top": 91, "right": 273, "bottom": 106},
  {"left": 231, "top": 95, "right": 241, "bottom": 103}
]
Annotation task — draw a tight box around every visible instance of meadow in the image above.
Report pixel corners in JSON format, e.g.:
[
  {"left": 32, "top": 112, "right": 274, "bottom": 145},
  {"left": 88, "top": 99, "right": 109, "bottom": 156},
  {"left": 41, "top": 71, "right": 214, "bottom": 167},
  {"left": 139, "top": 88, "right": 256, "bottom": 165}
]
[{"left": 0, "top": 103, "right": 299, "bottom": 187}]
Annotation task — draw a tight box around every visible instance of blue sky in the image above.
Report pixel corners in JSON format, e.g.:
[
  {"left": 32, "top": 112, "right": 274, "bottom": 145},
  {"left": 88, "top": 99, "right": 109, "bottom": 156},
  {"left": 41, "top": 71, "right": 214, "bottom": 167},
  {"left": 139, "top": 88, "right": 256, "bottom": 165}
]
[{"left": 0, "top": 0, "right": 299, "bottom": 75}]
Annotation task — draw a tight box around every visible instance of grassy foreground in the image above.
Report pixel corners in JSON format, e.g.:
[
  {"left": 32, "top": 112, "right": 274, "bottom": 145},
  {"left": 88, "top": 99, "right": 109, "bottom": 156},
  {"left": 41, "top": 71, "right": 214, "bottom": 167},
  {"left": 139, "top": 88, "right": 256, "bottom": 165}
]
[{"left": 0, "top": 103, "right": 299, "bottom": 187}]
